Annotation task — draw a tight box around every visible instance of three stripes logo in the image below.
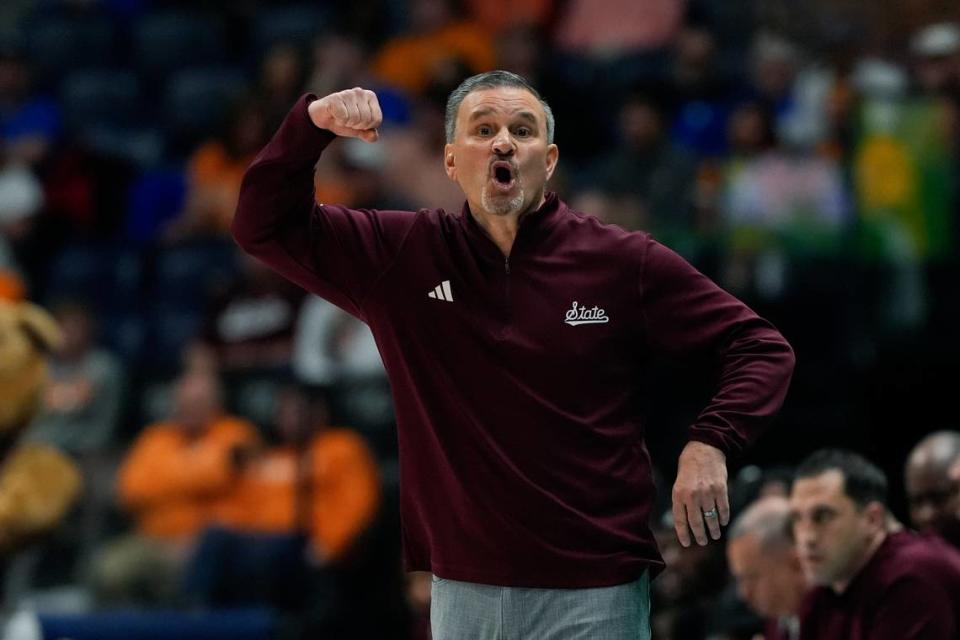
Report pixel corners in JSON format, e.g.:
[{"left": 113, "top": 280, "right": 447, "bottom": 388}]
[{"left": 427, "top": 280, "right": 454, "bottom": 302}]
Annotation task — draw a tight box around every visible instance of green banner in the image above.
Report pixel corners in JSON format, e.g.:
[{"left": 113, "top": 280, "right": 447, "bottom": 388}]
[{"left": 854, "top": 98, "right": 954, "bottom": 262}]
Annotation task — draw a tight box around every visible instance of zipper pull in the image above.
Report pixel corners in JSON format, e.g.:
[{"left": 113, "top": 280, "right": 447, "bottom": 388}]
[{"left": 504, "top": 257, "right": 510, "bottom": 275}]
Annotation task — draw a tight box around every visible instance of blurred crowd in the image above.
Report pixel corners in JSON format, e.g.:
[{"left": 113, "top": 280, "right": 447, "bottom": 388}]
[{"left": 0, "top": 0, "right": 959, "bottom": 638}]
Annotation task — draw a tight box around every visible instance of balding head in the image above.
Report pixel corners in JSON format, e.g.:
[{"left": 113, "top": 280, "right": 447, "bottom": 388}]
[
  {"left": 905, "top": 431, "right": 960, "bottom": 537},
  {"left": 730, "top": 495, "right": 794, "bottom": 551},
  {"left": 727, "top": 497, "right": 806, "bottom": 618}
]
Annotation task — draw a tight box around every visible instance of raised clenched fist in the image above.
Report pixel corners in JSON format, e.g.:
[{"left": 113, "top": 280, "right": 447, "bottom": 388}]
[{"left": 307, "top": 87, "right": 382, "bottom": 143}]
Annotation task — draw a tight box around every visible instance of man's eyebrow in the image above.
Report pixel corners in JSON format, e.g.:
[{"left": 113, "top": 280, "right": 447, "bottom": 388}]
[
  {"left": 468, "top": 108, "right": 539, "bottom": 126},
  {"left": 514, "top": 111, "right": 539, "bottom": 126}
]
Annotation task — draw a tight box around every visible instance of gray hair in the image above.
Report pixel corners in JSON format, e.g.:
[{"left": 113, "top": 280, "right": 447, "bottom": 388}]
[
  {"left": 445, "top": 70, "right": 555, "bottom": 144},
  {"left": 729, "top": 496, "right": 794, "bottom": 553}
]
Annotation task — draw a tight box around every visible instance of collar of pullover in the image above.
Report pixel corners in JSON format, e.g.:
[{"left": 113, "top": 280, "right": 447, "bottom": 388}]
[{"left": 459, "top": 191, "right": 564, "bottom": 260}]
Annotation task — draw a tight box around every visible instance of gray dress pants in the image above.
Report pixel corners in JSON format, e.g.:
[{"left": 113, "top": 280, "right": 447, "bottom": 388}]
[{"left": 430, "top": 572, "right": 651, "bottom": 640}]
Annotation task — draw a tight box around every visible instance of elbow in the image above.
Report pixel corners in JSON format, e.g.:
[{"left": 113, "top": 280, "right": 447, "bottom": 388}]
[
  {"left": 780, "top": 335, "right": 797, "bottom": 380},
  {"left": 230, "top": 199, "right": 255, "bottom": 253},
  {"left": 230, "top": 204, "right": 266, "bottom": 257}
]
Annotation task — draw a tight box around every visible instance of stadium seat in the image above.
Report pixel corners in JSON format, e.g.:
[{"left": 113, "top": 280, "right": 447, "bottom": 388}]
[
  {"left": 28, "top": 17, "right": 117, "bottom": 83},
  {"left": 124, "top": 169, "right": 187, "bottom": 245},
  {"left": 60, "top": 70, "right": 142, "bottom": 130},
  {"left": 252, "top": 4, "right": 328, "bottom": 53},
  {"left": 133, "top": 11, "right": 226, "bottom": 79},
  {"left": 43, "top": 243, "right": 143, "bottom": 313},
  {"left": 151, "top": 239, "right": 239, "bottom": 309},
  {"left": 163, "top": 67, "right": 249, "bottom": 150}
]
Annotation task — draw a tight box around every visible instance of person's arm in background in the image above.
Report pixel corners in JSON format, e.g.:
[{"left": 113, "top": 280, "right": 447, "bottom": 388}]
[
  {"left": 310, "top": 431, "right": 381, "bottom": 563},
  {"left": 639, "top": 237, "right": 795, "bottom": 547},
  {"left": 292, "top": 296, "right": 338, "bottom": 386},
  {"left": 118, "top": 419, "right": 259, "bottom": 511},
  {"left": 231, "top": 89, "right": 420, "bottom": 319},
  {"left": 73, "top": 352, "right": 124, "bottom": 454}
]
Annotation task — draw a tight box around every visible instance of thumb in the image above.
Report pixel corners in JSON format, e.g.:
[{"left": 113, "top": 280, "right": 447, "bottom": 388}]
[{"left": 358, "top": 128, "right": 379, "bottom": 143}]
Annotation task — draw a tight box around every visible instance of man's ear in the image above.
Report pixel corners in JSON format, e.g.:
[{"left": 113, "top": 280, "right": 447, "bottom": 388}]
[
  {"left": 545, "top": 143, "right": 559, "bottom": 181},
  {"left": 865, "top": 502, "right": 887, "bottom": 531},
  {"left": 444, "top": 143, "right": 457, "bottom": 181}
]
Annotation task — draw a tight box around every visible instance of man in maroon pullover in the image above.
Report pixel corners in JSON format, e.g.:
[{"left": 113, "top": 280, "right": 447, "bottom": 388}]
[
  {"left": 791, "top": 449, "right": 960, "bottom": 639},
  {"left": 232, "top": 70, "right": 795, "bottom": 638}
]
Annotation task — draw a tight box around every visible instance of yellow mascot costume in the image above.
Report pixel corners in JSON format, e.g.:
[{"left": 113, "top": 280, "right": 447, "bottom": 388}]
[{"left": 0, "top": 298, "right": 82, "bottom": 552}]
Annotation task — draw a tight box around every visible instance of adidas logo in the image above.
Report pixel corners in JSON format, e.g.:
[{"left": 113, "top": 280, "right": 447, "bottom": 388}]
[{"left": 428, "top": 280, "right": 454, "bottom": 302}]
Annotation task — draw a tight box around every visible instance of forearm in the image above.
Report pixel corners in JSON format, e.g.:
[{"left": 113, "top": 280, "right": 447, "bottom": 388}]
[
  {"left": 232, "top": 94, "right": 334, "bottom": 259},
  {"left": 689, "top": 319, "right": 795, "bottom": 455}
]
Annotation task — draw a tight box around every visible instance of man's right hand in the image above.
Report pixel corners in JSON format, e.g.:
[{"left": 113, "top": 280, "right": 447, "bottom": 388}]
[{"left": 308, "top": 88, "right": 382, "bottom": 143}]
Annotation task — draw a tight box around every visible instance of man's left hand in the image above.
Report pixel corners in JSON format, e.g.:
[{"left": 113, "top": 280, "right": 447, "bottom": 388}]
[{"left": 671, "top": 441, "right": 729, "bottom": 547}]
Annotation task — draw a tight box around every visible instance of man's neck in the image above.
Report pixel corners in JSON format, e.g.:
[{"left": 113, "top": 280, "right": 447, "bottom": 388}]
[
  {"left": 469, "top": 193, "right": 546, "bottom": 257},
  {"left": 832, "top": 530, "right": 888, "bottom": 594}
]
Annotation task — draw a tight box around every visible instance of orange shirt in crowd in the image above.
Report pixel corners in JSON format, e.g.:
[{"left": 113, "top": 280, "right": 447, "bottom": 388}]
[
  {"left": 118, "top": 416, "right": 260, "bottom": 541},
  {"left": 466, "top": 0, "right": 553, "bottom": 33},
  {"left": 184, "top": 142, "right": 255, "bottom": 233},
  {"left": 220, "top": 429, "right": 380, "bottom": 561},
  {"left": 371, "top": 21, "right": 496, "bottom": 95}
]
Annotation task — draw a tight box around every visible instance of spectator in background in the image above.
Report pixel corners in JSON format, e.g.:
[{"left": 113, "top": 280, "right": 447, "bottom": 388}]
[
  {"left": 666, "top": 25, "right": 734, "bottom": 156},
  {"left": 0, "top": 47, "right": 60, "bottom": 167},
  {"left": 370, "top": 0, "right": 495, "bottom": 95},
  {"left": 790, "top": 449, "right": 960, "bottom": 640},
  {"left": 164, "top": 99, "right": 268, "bottom": 242},
  {"left": 188, "top": 386, "right": 379, "bottom": 598},
  {"left": 185, "top": 385, "right": 381, "bottom": 635},
  {"left": 306, "top": 34, "right": 370, "bottom": 101},
  {"left": 218, "top": 384, "right": 380, "bottom": 566},
  {"left": 651, "top": 515, "right": 730, "bottom": 640},
  {"left": 381, "top": 93, "right": 467, "bottom": 214},
  {"left": 25, "top": 300, "right": 123, "bottom": 456},
  {"left": 466, "top": 0, "right": 553, "bottom": 34},
  {"left": 201, "top": 254, "right": 306, "bottom": 376},
  {"left": 257, "top": 42, "right": 308, "bottom": 131},
  {"left": 292, "top": 293, "right": 393, "bottom": 449},
  {"left": 718, "top": 101, "right": 849, "bottom": 299},
  {"left": 910, "top": 22, "right": 960, "bottom": 99},
  {"left": 293, "top": 295, "right": 386, "bottom": 388},
  {"left": 405, "top": 570, "right": 433, "bottom": 640},
  {"left": 496, "top": 23, "right": 548, "bottom": 89},
  {"left": 905, "top": 431, "right": 960, "bottom": 548},
  {"left": 553, "top": 0, "right": 683, "bottom": 58},
  {"left": 727, "top": 497, "right": 805, "bottom": 640},
  {"left": 256, "top": 43, "right": 309, "bottom": 132},
  {"left": 90, "top": 370, "right": 259, "bottom": 606},
  {"left": 586, "top": 93, "right": 697, "bottom": 234},
  {"left": 747, "top": 34, "right": 801, "bottom": 136},
  {"left": 0, "top": 140, "right": 43, "bottom": 281}
]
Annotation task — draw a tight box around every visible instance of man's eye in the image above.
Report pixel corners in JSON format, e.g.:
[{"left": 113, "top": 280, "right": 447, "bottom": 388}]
[
  {"left": 516, "top": 127, "right": 531, "bottom": 137},
  {"left": 478, "top": 126, "right": 491, "bottom": 135}
]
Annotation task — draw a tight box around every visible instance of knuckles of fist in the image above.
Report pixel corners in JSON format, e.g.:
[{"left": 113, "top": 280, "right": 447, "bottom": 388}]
[{"left": 316, "top": 87, "right": 382, "bottom": 133}]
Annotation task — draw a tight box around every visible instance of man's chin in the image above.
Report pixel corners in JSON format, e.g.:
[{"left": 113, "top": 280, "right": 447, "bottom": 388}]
[{"left": 482, "top": 190, "right": 525, "bottom": 216}]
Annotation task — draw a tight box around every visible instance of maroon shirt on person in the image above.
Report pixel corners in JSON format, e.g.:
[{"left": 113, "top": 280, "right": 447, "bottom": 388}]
[
  {"left": 799, "top": 530, "right": 960, "bottom": 639},
  {"left": 231, "top": 95, "right": 795, "bottom": 588}
]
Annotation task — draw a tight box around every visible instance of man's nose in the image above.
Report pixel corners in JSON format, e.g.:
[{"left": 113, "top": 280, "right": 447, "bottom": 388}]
[
  {"left": 793, "top": 524, "right": 813, "bottom": 546},
  {"left": 492, "top": 130, "right": 515, "bottom": 155}
]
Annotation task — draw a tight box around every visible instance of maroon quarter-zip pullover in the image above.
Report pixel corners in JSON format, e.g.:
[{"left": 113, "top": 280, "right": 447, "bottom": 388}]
[{"left": 232, "top": 95, "right": 795, "bottom": 587}]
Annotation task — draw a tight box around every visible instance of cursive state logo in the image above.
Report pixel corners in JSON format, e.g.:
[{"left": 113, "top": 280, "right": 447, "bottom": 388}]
[{"left": 564, "top": 301, "right": 610, "bottom": 326}]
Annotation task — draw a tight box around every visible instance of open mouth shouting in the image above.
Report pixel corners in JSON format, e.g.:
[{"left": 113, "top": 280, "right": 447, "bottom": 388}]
[{"left": 490, "top": 160, "right": 517, "bottom": 193}]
